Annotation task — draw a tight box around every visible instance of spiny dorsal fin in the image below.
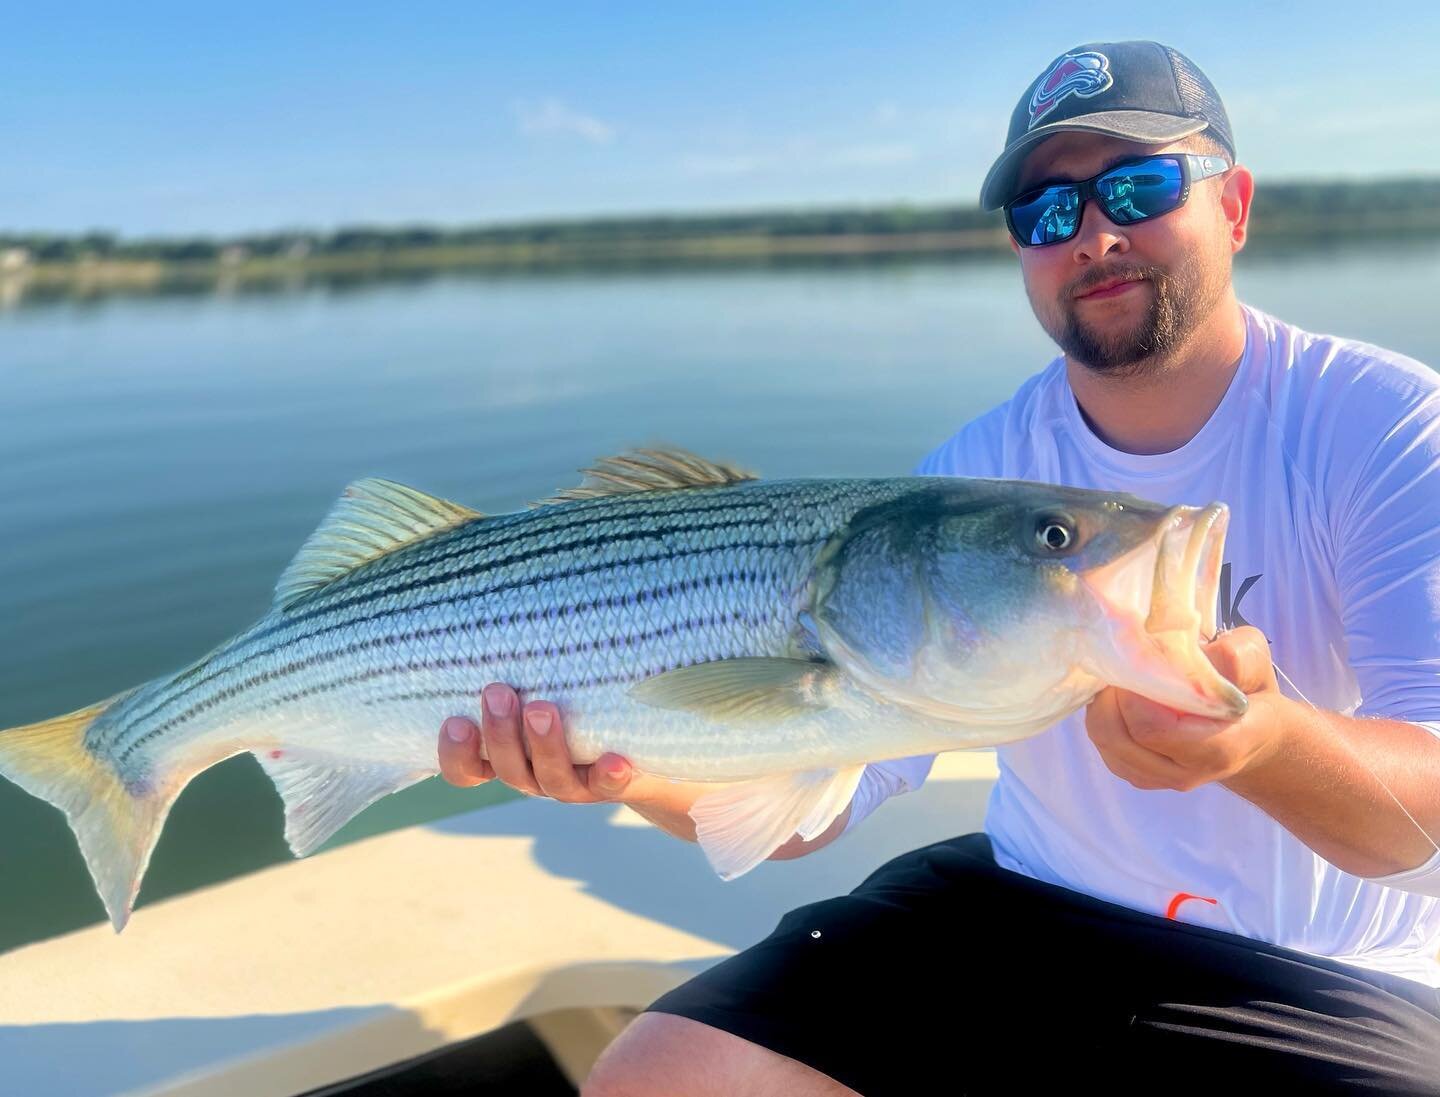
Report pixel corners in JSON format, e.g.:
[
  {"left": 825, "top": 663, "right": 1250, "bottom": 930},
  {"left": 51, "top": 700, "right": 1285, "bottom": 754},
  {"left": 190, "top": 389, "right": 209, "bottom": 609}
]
[
  {"left": 530, "top": 446, "right": 757, "bottom": 507},
  {"left": 275, "top": 478, "right": 481, "bottom": 609}
]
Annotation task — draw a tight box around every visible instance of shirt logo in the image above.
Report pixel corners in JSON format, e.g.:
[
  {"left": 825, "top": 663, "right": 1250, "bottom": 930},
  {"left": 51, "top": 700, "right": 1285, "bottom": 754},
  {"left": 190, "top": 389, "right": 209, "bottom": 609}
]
[
  {"left": 1028, "top": 52, "right": 1113, "bottom": 129},
  {"left": 1218, "top": 563, "right": 1262, "bottom": 632},
  {"left": 1165, "top": 892, "right": 1219, "bottom": 920}
]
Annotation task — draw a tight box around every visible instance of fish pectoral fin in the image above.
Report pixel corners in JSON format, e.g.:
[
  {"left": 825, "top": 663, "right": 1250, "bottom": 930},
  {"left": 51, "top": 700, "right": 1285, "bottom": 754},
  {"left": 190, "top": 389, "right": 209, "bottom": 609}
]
[
  {"left": 254, "top": 749, "right": 434, "bottom": 857},
  {"left": 690, "top": 766, "right": 866, "bottom": 881},
  {"left": 274, "top": 478, "right": 483, "bottom": 610},
  {"left": 627, "top": 657, "right": 837, "bottom": 726}
]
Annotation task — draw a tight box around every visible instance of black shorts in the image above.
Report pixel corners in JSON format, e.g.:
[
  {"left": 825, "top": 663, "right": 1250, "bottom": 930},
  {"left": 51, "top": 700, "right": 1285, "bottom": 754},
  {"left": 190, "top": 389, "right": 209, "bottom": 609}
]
[{"left": 648, "top": 833, "right": 1440, "bottom": 1096}]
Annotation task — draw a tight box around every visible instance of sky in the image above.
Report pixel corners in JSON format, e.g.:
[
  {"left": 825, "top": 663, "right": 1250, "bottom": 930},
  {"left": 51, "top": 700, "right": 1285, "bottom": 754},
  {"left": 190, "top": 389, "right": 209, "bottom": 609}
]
[{"left": 4, "top": 1, "right": 1439, "bottom": 236}]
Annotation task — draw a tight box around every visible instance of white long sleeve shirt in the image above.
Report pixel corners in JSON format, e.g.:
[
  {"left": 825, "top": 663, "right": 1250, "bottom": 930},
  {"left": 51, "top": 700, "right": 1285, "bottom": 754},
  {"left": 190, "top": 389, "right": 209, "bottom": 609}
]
[{"left": 848, "top": 305, "right": 1440, "bottom": 987}]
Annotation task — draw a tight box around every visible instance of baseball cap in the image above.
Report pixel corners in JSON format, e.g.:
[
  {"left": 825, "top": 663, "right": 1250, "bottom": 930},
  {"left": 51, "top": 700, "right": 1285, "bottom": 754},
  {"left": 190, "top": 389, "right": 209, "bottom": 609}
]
[{"left": 979, "top": 40, "right": 1235, "bottom": 211}]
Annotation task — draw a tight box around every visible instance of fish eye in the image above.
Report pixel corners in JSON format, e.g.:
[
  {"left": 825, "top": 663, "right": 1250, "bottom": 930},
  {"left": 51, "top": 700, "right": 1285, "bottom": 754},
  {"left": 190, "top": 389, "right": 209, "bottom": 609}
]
[{"left": 1034, "top": 515, "right": 1076, "bottom": 553}]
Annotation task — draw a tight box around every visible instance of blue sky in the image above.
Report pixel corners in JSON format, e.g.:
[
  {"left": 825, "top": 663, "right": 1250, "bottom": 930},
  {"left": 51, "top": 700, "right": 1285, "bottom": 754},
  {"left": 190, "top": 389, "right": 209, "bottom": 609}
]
[{"left": 4, "top": 2, "right": 1438, "bottom": 236}]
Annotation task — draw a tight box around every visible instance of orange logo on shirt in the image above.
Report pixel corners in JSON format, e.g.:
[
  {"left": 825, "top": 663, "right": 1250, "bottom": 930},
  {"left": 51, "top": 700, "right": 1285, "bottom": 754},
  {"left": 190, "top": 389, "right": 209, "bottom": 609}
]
[{"left": 1165, "top": 892, "right": 1219, "bottom": 920}]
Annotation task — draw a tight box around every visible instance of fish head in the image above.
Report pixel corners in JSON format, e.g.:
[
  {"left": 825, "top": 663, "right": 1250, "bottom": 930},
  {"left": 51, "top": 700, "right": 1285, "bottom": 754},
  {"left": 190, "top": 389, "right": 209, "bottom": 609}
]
[{"left": 810, "top": 480, "right": 1247, "bottom": 730}]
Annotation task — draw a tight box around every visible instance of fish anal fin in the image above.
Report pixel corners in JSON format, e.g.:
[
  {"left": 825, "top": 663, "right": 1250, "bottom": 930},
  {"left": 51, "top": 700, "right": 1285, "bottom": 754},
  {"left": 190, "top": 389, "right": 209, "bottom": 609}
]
[
  {"left": 531, "top": 446, "right": 757, "bottom": 507},
  {"left": 690, "top": 766, "right": 866, "bottom": 880},
  {"left": 275, "top": 479, "right": 482, "bottom": 610},
  {"left": 254, "top": 748, "right": 434, "bottom": 856},
  {"left": 627, "top": 657, "right": 836, "bottom": 726}
]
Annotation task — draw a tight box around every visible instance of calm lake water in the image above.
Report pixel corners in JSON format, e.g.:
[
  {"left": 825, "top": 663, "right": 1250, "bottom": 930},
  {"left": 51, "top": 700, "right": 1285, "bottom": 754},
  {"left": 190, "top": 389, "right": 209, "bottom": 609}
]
[{"left": 4, "top": 241, "right": 1439, "bottom": 953}]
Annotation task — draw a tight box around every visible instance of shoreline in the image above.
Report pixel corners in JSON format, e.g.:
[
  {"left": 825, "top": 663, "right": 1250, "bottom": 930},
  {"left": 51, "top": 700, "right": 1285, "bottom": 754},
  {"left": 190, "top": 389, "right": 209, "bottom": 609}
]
[
  {"left": 11, "top": 229, "right": 1012, "bottom": 291},
  {"left": 8, "top": 217, "right": 1440, "bottom": 295}
]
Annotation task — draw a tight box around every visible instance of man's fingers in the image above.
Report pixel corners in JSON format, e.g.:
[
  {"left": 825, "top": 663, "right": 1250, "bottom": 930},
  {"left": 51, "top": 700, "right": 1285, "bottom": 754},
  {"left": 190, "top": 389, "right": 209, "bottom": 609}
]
[
  {"left": 585, "top": 753, "right": 635, "bottom": 800},
  {"left": 524, "top": 702, "right": 598, "bottom": 803},
  {"left": 442, "top": 685, "right": 639, "bottom": 804},
  {"left": 482, "top": 683, "right": 543, "bottom": 796},
  {"left": 1084, "top": 687, "right": 1129, "bottom": 753},
  {"left": 1086, "top": 688, "right": 1196, "bottom": 790},
  {"left": 1203, "top": 626, "right": 1274, "bottom": 694},
  {"left": 438, "top": 717, "right": 494, "bottom": 787}
]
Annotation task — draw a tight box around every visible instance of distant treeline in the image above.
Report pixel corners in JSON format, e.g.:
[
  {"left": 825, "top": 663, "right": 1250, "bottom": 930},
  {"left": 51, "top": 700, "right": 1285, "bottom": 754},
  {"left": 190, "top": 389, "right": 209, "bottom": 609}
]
[
  {"left": 5, "top": 177, "right": 1438, "bottom": 266},
  {"left": 1, "top": 207, "right": 1001, "bottom": 264}
]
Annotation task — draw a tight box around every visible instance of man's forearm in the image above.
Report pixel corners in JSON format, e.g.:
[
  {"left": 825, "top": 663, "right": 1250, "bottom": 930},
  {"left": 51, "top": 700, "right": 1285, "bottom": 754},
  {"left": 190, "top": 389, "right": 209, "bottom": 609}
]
[
  {"left": 625, "top": 794, "right": 701, "bottom": 843},
  {"left": 1224, "top": 702, "right": 1440, "bottom": 878}
]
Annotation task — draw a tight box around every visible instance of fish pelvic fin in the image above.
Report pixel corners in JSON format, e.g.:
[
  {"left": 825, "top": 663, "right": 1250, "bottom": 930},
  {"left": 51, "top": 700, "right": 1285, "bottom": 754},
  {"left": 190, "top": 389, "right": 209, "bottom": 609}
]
[
  {"left": 0, "top": 694, "right": 175, "bottom": 933},
  {"left": 690, "top": 766, "right": 866, "bottom": 880},
  {"left": 254, "top": 747, "right": 434, "bottom": 857}
]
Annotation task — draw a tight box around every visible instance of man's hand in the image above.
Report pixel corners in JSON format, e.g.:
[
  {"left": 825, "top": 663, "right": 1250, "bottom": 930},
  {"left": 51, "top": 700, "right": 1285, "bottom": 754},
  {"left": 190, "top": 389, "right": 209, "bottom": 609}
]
[
  {"left": 436, "top": 682, "right": 711, "bottom": 846},
  {"left": 439, "top": 683, "right": 639, "bottom": 803},
  {"left": 436, "top": 681, "right": 853, "bottom": 858},
  {"left": 1085, "top": 626, "right": 1290, "bottom": 793}
]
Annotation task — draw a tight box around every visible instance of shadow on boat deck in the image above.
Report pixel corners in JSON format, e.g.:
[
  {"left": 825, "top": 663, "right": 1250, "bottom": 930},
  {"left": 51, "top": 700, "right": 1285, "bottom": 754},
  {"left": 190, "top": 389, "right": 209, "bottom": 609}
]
[{"left": 300, "top": 1020, "right": 575, "bottom": 1096}]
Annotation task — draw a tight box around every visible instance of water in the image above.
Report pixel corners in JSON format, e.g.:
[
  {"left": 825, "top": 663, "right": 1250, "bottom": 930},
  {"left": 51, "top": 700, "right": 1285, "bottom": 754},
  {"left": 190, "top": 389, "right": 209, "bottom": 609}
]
[{"left": 3, "top": 242, "right": 1438, "bottom": 953}]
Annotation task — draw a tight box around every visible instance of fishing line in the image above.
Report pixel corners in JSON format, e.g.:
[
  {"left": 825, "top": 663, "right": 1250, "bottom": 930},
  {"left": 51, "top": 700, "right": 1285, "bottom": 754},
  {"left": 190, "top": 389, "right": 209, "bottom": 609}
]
[{"left": 1260, "top": 641, "right": 1440, "bottom": 863}]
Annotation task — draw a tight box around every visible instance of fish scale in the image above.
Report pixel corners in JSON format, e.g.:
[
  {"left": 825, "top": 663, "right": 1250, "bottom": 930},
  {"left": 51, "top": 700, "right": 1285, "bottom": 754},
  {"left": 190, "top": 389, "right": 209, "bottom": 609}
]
[
  {"left": 111, "top": 488, "right": 827, "bottom": 741},
  {"left": 100, "top": 479, "right": 899, "bottom": 773}
]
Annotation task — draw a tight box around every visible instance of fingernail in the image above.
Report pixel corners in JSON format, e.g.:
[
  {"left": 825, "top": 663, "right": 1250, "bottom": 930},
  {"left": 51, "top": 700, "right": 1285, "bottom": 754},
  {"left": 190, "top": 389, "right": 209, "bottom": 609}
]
[
  {"left": 444, "top": 718, "right": 472, "bottom": 744},
  {"left": 483, "top": 684, "right": 514, "bottom": 718},
  {"left": 604, "top": 761, "right": 627, "bottom": 782},
  {"left": 527, "top": 709, "right": 553, "bottom": 736}
]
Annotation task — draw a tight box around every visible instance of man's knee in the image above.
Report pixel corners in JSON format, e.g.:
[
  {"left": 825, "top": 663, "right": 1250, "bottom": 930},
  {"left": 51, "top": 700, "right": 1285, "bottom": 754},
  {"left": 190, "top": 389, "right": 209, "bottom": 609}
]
[{"left": 582, "top": 1011, "right": 858, "bottom": 1097}]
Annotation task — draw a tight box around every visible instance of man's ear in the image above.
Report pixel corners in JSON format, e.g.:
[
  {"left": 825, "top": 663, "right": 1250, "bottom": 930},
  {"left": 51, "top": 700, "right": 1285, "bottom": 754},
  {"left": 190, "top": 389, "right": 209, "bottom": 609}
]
[
  {"left": 1221, "top": 165, "right": 1255, "bottom": 254},
  {"left": 1008, "top": 236, "right": 1021, "bottom": 257}
]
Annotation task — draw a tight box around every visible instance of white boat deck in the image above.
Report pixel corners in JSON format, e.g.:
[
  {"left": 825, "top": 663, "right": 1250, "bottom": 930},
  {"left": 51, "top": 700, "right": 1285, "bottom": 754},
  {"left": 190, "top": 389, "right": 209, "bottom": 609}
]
[{"left": 0, "top": 752, "right": 998, "bottom": 1096}]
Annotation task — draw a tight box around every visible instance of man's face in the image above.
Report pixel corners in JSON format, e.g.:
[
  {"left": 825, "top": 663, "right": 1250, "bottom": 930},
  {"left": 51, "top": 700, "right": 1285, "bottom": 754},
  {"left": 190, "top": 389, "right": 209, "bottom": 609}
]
[{"left": 1010, "top": 132, "right": 1240, "bottom": 375}]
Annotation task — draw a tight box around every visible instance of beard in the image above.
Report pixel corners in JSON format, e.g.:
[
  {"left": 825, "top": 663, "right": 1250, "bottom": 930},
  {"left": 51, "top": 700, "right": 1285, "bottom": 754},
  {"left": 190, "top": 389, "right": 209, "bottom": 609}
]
[{"left": 1043, "top": 255, "right": 1226, "bottom": 376}]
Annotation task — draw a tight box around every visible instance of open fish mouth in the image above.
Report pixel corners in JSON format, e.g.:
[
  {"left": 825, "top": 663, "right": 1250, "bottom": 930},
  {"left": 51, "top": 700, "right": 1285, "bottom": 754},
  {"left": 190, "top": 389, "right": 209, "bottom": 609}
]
[
  {"left": 1151, "top": 503, "right": 1228, "bottom": 641},
  {"left": 1082, "top": 503, "right": 1248, "bottom": 720}
]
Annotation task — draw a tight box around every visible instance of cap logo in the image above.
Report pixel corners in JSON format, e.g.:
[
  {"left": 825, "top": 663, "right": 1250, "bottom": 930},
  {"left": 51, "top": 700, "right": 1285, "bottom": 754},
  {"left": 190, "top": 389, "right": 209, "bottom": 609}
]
[{"left": 1028, "top": 51, "right": 1113, "bottom": 129}]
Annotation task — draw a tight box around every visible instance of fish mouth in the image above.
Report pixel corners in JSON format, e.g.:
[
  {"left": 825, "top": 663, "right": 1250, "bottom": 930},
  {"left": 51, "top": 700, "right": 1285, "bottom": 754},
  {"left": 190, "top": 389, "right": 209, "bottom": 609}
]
[{"left": 1081, "top": 503, "right": 1248, "bottom": 720}]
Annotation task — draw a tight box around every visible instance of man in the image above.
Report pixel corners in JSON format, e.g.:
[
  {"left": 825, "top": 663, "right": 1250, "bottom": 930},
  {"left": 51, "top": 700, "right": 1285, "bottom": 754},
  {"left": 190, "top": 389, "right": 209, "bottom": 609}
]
[{"left": 439, "top": 41, "right": 1440, "bottom": 1094}]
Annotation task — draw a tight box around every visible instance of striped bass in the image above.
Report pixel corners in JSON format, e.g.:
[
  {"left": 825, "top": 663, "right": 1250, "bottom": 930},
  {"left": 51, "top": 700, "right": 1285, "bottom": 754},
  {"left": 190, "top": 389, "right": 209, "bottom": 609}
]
[{"left": 0, "top": 449, "right": 1245, "bottom": 931}]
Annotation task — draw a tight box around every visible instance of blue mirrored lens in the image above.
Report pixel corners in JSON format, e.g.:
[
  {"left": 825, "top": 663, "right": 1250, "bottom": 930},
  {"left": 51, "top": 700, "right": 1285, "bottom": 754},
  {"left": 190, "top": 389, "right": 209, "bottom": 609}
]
[
  {"left": 1008, "top": 186, "right": 1081, "bottom": 245},
  {"left": 1096, "top": 158, "right": 1183, "bottom": 224}
]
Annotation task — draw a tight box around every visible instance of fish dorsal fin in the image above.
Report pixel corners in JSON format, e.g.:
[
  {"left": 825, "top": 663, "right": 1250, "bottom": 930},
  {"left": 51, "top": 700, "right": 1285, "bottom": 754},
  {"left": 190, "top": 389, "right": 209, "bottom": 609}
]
[
  {"left": 531, "top": 447, "right": 757, "bottom": 507},
  {"left": 275, "top": 478, "right": 481, "bottom": 609}
]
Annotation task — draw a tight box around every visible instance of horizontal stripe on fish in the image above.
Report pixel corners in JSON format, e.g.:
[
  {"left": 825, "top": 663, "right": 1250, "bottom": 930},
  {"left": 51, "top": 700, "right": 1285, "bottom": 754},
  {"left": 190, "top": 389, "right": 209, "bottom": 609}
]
[
  {"left": 116, "top": 606, "right": 775, "bottom": 760},
  {"left": 104, "top": 541, "right": 817, "bottom": 759},
  {"left": 109, "top": 498, "right": 779, "bottom": 729},
  {"left": 350, "top": 494, "right": 778, "bottom": 588},
  {"left": 113, "top": 510, "right": 816, "bottom": 737},
  {"left": 252, "top": 512, "right": 796, "bottom": 643},
  {"left": 132, "top": 568, "right": 775, "bottom": 735}
]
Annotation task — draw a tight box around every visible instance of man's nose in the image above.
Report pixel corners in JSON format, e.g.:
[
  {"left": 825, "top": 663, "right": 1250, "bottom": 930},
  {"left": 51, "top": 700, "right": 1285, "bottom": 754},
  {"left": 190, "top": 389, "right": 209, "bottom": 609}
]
[{"left": 1070, "top": 200, "right": 1129, "bottom": 263}]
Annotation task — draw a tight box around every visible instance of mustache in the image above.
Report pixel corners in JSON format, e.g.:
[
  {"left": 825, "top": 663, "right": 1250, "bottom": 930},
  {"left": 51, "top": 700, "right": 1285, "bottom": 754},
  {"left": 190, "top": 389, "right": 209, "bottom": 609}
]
[{"left": 1066, "top": 264, "right": 1166, "bottom": 300}]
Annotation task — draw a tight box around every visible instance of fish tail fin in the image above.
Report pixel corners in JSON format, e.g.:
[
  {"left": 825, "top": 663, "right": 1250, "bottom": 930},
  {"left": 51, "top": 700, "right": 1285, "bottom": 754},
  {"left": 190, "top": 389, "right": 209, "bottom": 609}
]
[{"left": 0, "top": 695, "right": 178, "bottom": 933}]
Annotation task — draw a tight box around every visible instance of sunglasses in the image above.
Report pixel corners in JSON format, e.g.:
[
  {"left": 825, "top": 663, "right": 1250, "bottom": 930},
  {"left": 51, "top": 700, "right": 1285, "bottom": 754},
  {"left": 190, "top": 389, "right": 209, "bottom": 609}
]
[{"left": 1004, "top": 154, "right": 1231, "bottom": 248}]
